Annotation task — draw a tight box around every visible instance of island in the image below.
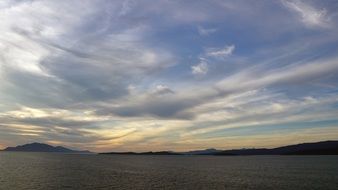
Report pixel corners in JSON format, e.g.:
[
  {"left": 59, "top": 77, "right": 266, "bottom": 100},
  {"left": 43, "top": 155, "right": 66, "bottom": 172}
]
[
  {"left": 100, "top": 140, "right": 338, "bottom": 156},
  {"left": 2, "top": 142, "right": 91, "bottom": 153}
]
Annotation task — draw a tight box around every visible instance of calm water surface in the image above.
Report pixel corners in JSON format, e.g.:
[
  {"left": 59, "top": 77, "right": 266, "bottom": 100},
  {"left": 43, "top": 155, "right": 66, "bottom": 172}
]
[{"left": 0, "top": 152, "right": 337, "bottom": 190}]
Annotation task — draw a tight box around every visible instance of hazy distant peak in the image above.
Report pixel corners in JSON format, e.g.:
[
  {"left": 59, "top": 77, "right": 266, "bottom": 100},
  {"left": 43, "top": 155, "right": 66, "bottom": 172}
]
[{"left": 2, "top": 142, "right": 91, "bottom": 153}]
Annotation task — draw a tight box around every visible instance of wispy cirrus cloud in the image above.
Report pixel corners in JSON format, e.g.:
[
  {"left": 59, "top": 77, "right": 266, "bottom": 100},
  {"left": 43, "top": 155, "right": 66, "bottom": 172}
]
[
  {"left": 191, "top": 44, "right": 235, "bottom": 76},
  {"left": 206, "top": 45, "right": 235, "bottom": 58},
  {"left": 191, "top": 60, "right": 208, "bottom": 76},
  {"left": 0, "top": 0, "right": 338, "bottom": 151},
  {"left": 197, "top": 26, "right": 217, "bottom": 36},
  {"left": 282, "top": 0, "right": 330, "bottom": 28}
]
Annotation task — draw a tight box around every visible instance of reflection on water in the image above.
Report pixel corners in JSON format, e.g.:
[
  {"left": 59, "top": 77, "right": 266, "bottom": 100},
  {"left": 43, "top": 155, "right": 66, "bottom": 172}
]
[{"left": 0, "top": 152, "right": 337, "bottom": 190}]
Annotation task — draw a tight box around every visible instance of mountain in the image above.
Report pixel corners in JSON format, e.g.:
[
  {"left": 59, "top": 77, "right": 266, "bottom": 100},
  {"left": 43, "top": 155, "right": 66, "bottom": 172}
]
[
  {"left": 100, "top": 149, "right": 221, "bottom": 155},
  {"left": 100, "top": 140, "right": 338, "bottom": 156},
  {"left": 2, "top": 142, "right": 91, "bottom": 153},
  {"left": 183, "top": 148, "right": 222, "bottom": 155},
  {"left": 6, "top": 140, "right": 337, "bottom": 155},
  {"left": 214, "top": 140, "right": 338, "bottom": 156},
  {"left": 100, "top": 151, "right": 181, "bottom": 155}
]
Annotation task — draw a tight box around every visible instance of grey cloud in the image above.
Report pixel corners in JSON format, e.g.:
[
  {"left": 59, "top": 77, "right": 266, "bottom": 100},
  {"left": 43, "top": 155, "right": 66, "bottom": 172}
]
[
  {"left": 281, "top": 0, "right": 331, "bottom": 28},
  {"left": 217, "top": 57, "right": 338, "bottom": 92},
  {"left": 2, "top": 0, "right": 336, "bottom": 115},
  {"left": 0, "top": 114, "right": 100, "bottom": 129},
  {"left": 95, "top": 57, "right": 338, "bottom": 120},
  {"left": 0, "top": 116, "right": 108, "bottom": 148},
  {"left": 0, "top": 0, "right": 176, "bottom": 109},
  {"left": 152, "top": 85, "right": 175, "bottom": 95},
  {"left": 96, "top": 96, "right": 199, "bottom": 119},
  {"left": 1, "top": 0, "right": 338, "bottom": 150},
  {"left": 197, "top": 26, "right": 217, "bottom": 36}
]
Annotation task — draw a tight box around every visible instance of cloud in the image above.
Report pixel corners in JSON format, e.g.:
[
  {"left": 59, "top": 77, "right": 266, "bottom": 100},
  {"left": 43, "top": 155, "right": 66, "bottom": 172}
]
[
  {"left": 96, "top": 95, "right": 197, "bottom": 120},
  {"left": 282, "top": 0, "right": 330, "bottom": 28},
  {"left": 191, "top": 61, "right": 208, "bottom": 75},
  {"left": 0, "top": 0, "right": 338, "bottom": 151},
  {"left": 206, "top": 45, "right": 235, "bottom": 58},
  {"left": 119, "top": 0, "right": 136, "bottom": 16},
  {"left": 184, "top": 92, "right": 338, "bottom": 137},
  {"left": 102, "top": 56, "right": 338, "bottom": 120},
  {"left": 152, "top": 85, "right": 174, "bottom": 95},
  {"left": 190, "top": 44, "right": 235, "bottom": 76},
  {"left": 216, "top": 57, "right": 338, "bottom": 92},
  {"left": 0, "top": 0, "right": 176, "bottom": 108},
  {"left": 197, "top": 26, "right": 217, "bottom": 36}
]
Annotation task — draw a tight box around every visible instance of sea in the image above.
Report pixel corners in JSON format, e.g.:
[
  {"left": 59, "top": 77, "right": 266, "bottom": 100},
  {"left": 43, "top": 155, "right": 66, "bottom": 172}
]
[{"left": 0, "top": 152, "right": 337, "bottom": 190}]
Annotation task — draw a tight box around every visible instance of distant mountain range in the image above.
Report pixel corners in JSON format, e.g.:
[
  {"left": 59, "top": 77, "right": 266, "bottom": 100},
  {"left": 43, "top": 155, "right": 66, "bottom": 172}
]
[
  {"left": 101, "top": 140, "right": 338, "bottom": 155},
  {"left": 2, "top": 140, "right": 338, "bottom": 155},
  {"left": 2, "top": 142, "right": 91, "bottom": 153},
  {"left": 100, "top": 151, "right": 181, "bottom": 155},
  {"left": 213, "top": 140, "right": 338, "bottom": 156},
  {"left": 184, "top": 148, "right": 222, "bottom": 155}
]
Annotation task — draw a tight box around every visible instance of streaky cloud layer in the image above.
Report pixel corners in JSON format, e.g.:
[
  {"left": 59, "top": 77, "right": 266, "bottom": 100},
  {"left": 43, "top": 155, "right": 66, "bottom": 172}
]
[{"left": 0, "top": 0, "right": 338, "bottom": 152}]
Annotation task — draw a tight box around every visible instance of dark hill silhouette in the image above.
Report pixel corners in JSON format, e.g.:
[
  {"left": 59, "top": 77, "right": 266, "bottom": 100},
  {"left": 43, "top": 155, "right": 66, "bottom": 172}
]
[
  {"left": 100, "top": 151, "right": 181, "bottom": 155},
  {"left": 4, "top": 140, "right": 337, "bottom": 155},
  {"left": 2, "top": 142, "right": 91, "bottom": 153},
  {"left": 99, "top": 140, "right": 338, "bottom": 155},
  {"left": 214, "top": 140, "right": 338, "bottom": 155},
  {"left": 184, "top": 148, "right": 222, "bottom": 155}
]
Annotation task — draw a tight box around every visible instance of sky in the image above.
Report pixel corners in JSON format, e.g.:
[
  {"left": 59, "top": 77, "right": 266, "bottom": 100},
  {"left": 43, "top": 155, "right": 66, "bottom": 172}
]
[{"left": 0, "top": 0, "right": 338, "bottom": 152}]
